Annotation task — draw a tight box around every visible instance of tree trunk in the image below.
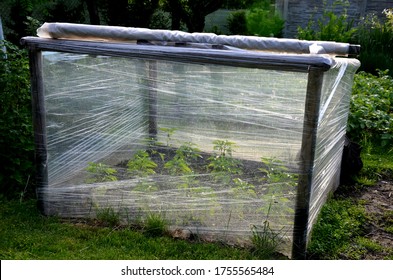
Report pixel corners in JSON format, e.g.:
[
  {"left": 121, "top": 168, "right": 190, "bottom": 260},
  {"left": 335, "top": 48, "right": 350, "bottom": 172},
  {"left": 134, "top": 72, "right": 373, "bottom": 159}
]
[{"left": 85, "top": 0, "right": 100, "bottom": 25}]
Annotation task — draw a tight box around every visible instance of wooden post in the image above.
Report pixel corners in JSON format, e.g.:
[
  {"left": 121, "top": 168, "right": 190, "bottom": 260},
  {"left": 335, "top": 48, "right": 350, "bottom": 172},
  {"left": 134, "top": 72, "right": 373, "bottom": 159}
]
[
  {"left": 28, "top": 48, "right": 48, "bottom": 215},
  {"left": 147, "top": 61, "right": 158, "bottom": 140},
  {"left": 292, "top": 68, "right": 324, "bottom": 259}
]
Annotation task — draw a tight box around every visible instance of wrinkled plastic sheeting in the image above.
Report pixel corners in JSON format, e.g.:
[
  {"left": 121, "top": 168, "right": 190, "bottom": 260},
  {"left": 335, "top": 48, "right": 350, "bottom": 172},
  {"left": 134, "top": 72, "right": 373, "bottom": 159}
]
[
  {"left": 37, "top": 22, "right": 353, "bottom": 56},
  {"left": 39, "top": 49, "right": 359, "bottom": 257}
]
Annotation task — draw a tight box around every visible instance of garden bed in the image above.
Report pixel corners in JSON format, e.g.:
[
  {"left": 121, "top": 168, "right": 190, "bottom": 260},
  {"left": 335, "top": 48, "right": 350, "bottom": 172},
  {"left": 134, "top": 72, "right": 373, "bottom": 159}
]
[{"left": 44, "top": 137, "right": 298, "bottom": 255}]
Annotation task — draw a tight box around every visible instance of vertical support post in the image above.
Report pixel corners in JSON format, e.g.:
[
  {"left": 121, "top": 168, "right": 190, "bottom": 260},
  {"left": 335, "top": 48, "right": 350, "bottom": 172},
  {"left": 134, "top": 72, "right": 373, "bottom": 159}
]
[
  {"left": 147, "top": 60, "right": 158, "bottom": 140},
  {"left": 28, "top": 48, "right": 48, "bottom": 215},
  {"left": 292, "top": 68, "right": 324, "bottom": 259}
]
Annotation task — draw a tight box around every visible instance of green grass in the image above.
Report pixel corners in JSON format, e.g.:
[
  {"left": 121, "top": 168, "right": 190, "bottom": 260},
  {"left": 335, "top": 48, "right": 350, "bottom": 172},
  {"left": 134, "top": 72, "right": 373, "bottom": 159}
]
[
  {"left": 0, "top": 197, "right": 281, "bottom": 260},
  {"left": 307, "top": 147, "right": 393, "bottom": 259}
]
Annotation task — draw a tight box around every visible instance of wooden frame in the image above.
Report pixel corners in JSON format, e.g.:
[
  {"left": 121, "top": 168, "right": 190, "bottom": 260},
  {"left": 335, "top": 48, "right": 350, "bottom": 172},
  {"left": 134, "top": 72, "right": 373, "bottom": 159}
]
[{"left": 22, "top": 37, "right": 336, "bottom": 259}]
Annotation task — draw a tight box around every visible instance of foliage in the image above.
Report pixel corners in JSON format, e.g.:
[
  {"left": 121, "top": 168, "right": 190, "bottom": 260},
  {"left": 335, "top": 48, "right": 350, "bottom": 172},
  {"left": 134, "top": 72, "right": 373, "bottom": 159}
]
[
  {"left": 127, "top": 150, "right": 157, "bottom": 177},
  {"left": 232, "top": 177, "right": 256, "bottom": 197},
  {"left": 260, "top": 157, "right": 296, "bottom": 184},
  {"left": 224, "top": 0, "right": 255, "bottom": 9},
  {"left": 85, "top": 162, "right": 118, "bottom": 183},
  {"left": 208, "top": 140, "right": 242, "bottom": 175},
  {"left": 250, "top": 202, "right": 284, "bottom": 259},
  {"left": 164, "top": 142, "right": 201, "bottom": 175},
  {"left": 297, "top": 9, "right": 356, "bottom": 42},
  {"left": 159, "top": 127, "right": 177, "bottom": 147},
  {"left": 227, "top": 10, "right": 248, "bottom": 35},
  {"left": 144, "top": 212, "right": 168, "bottom": 237},
  {"left": 354, "top": 9, "right": 393, "bottom": 75},
  {"left": 100, "top": 0, "right": 160, "bottom": 27},
  {"left": 0, "top": 41, "right": 34, "bottom": 198},
  {"left": 162, "top": 0, "right": 224, "bottom": 32},
  {"left": 227, "top": 0, "right": 283, "bottom": 37},
  {"left": 347, "top": 70, "right": 393, "bottom": 147},
  {"left": 95, "top": 206, "right": 121, "bottom": 227},
  {"left": 246, "top": 7, "right": 284, "bottom": 37},
  {"left": 164, "top": 156, "right": 192, "bottom": 175}
]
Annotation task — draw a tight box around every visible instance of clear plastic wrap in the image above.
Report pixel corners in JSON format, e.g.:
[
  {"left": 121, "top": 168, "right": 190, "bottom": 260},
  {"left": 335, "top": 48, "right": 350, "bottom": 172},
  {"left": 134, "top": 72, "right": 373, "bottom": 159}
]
[{"left": 22, "top": 24, "right": 360, "bottom": 259}]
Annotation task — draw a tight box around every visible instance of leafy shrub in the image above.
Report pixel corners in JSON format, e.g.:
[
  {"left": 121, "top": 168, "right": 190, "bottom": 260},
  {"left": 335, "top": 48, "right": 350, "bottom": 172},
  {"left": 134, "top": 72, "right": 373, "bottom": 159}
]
[
  {"left": 227, "top": 0, "right": 284, "bottom": 37},
  {"left": 227, "top": 10, "right": 248, "bottom": 35},
  {"left": 246, "top": 7, "right": 284, "bottom": 37},
  {"left": 347, "top": 70, "right": 393, "bottom": 147},
  {"left": 297, "top": 10, "right": 356, "bottom": 42},
  {"left": 354, "top": 9, "right": 393, "bottom": 75},
  {"left": 0, "top": 41, "right": 34, "bottom": 198}
]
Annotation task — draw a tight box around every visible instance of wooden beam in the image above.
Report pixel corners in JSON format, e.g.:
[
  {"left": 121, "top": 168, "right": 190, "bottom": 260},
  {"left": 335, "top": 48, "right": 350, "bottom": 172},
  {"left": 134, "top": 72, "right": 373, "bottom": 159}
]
[
  {"left": 28, "top": 48, "right": 48, "bottom": 215},
  {"left": 292, "top": 67, "right": 324, "bottom": 259}
]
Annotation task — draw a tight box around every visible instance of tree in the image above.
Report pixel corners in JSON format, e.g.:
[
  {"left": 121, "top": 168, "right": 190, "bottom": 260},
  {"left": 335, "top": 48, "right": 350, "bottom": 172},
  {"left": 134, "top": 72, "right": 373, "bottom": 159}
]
[
  {"left": 85, "top": 0, "right": 100, "bottom": 25},
  {"left": 101, "top": 0, "right": 159, "bottom": 27},
  {"left": 163, "top": 0, "right": 224, "bottom": 32}
]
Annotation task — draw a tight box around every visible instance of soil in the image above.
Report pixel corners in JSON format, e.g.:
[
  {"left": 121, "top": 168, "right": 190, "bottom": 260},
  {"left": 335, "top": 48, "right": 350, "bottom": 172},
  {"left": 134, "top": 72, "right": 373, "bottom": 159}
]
[
  {"left": 358, "top": 180, "right": 393, "bottom": 259},
  {"left": 337, "top": 180, "right": 393, "bottom": 259}
]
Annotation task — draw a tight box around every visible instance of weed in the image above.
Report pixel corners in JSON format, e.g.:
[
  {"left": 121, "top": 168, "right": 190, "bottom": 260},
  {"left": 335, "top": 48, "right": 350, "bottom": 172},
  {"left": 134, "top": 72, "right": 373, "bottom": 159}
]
[
  {"left": 86, "top": 162, "right": 118, "bottom": 183},
  {"left": 356, "top": 237, "right": 384, "bottom": 254},
  {"left": 144, "top": 212, "right": 168, "bottom": 237},
  {"left": 96, "top": 207, "right": 121, "bottom": 227},
  {"left": 250, "top": 202, "right": 284, "bottom": 259}
]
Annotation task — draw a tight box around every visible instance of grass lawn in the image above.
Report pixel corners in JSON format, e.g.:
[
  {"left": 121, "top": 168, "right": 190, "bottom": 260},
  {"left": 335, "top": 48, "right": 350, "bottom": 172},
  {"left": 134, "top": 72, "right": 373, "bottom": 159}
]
[{"left": 0, "top": 196, "right": 286, "bottom": 260}]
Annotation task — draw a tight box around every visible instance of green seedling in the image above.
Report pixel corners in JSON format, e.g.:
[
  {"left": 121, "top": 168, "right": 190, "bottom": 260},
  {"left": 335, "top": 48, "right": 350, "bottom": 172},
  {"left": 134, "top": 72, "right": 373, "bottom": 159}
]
[
  {"left": 159, "top": 127, "right": 177, "bottom": 147},
  {"left": 127, "top": 150, "right": 157, "bottom": 177},
  {"left": 232, "top": 178, "right": 257, "bottom": 197},
  {"left": 208, "top": 140, "right": 242, "bottom": 176},
  {"left": 164, "top": 142, "right": 201, "bottom": 175},
  {"left": 86, "top": 162, "right": 118, "bottom": 183},
  {"left": 260, "top": 157, "right": 297, "bottom": 185},
  {"left": 212, "top": 139, "right": 236, "bottom": 157}
]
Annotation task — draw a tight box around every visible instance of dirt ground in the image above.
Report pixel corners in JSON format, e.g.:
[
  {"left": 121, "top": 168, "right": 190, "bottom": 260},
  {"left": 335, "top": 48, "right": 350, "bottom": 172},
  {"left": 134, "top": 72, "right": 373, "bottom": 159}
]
[{"left": 356, "top": 180, "right": 393, "bottom": 259}]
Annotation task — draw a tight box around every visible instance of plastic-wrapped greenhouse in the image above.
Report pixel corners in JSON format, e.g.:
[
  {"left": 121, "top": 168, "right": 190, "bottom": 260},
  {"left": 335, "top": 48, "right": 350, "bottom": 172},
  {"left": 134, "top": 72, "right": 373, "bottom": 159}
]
[{"left": 21, "top": 23, "right": 360, "bottom": 259}]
